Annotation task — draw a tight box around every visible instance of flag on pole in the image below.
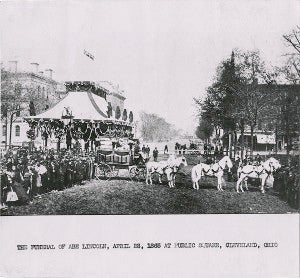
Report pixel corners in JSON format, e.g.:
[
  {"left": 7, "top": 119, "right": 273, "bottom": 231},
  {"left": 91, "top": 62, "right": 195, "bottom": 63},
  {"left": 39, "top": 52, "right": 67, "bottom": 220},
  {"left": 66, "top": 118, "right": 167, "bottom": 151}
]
[{"left": 84, "top": 49, "right": 95, "bottom": 60}]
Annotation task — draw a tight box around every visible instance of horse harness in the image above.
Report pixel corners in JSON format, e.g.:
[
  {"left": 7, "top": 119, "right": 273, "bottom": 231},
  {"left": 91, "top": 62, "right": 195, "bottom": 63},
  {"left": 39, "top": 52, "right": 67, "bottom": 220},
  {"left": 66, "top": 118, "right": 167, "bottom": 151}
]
[
  {"left": 152, "top": 164, "right": 178, "bottom": 174},
  {"left": 240, "top": 163, "right": 275, "bottom": 177},
  {"left": 202, "top": 162, "right": 226, "bottom": 175}
]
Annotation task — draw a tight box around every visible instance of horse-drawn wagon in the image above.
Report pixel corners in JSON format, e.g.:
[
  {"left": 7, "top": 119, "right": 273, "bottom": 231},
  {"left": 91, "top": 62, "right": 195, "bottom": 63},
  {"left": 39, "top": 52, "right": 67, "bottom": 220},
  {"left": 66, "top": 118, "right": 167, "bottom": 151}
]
[{"left": 94, "top": 143, "right": 148, "bottom": 181}]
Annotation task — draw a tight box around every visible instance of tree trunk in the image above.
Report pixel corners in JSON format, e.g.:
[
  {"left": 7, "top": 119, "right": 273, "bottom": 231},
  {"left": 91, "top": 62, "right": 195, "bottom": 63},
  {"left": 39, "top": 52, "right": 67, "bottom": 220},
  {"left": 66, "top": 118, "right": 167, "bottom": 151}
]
[
  {"left": 286, "top": 119, "right": 290, "bottom": 155},
  {"left": 250, "top": 125, "right": 254, "bottom": 157},
  {"left": 274, "top": 124, "right": 278, "bottom": 154},
  {"left": 228, "top": 131, "right": 232, "bottom": 158},
  {"left": 240, "top": 120, "right": 245, "bottom": 160},
  {"left": 233, "top": 130, "right": 237, "bottom": 158}
]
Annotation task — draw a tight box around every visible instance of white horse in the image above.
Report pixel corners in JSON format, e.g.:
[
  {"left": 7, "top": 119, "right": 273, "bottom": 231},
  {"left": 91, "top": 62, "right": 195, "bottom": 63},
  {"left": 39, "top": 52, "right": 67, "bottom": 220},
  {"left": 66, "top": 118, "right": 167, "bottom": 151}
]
[
  {"left": 145, "top": 155, "right": 188, "bottom": 188},
  {"left": 191, "top": 156, "right": 233, "bottom": 191},
  {"left": 236, "top": 157, "right": 281, "bottom": 193}
]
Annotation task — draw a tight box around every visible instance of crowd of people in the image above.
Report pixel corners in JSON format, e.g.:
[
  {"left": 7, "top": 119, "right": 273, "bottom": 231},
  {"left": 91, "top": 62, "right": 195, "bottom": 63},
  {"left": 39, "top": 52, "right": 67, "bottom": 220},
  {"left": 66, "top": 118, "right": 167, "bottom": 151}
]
[{"left": 1, "top": 147, "right": 95, "bottom": 209}]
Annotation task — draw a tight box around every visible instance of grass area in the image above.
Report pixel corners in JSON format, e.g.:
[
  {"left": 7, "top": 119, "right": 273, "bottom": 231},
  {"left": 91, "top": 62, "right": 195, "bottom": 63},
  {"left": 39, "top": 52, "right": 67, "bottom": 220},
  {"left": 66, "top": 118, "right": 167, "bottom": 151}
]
[{"left": 1, "top": 174, "right": 297, "bottom": 215}]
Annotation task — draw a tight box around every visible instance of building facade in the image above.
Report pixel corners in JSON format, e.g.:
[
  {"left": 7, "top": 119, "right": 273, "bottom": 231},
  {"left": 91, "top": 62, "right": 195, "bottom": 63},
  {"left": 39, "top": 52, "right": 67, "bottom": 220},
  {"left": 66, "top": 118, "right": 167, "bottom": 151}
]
[{"left": 1, "top": 61, "right": 64, "bottom": 148}]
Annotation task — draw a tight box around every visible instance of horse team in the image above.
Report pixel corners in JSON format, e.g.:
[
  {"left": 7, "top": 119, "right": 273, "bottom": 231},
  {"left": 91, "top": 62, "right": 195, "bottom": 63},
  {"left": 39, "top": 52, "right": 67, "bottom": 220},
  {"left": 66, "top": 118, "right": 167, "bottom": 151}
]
[{"left": 145, "top": 153, "right": 281, "bottom": 193}]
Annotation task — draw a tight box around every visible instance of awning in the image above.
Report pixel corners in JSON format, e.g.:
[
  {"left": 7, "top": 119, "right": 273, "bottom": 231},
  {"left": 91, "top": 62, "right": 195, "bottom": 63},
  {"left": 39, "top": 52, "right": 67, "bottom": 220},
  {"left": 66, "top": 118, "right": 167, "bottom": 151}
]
[{"left": 256, "top": 134, "right": 275, "bottom": 144}]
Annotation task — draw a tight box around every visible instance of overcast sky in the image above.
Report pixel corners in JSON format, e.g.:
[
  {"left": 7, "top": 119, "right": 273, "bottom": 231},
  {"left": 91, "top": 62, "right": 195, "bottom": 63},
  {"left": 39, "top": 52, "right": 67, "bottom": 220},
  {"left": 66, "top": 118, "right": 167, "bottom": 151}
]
[{"left": 1, "top": 0, "right": 299, "bottom": 133}]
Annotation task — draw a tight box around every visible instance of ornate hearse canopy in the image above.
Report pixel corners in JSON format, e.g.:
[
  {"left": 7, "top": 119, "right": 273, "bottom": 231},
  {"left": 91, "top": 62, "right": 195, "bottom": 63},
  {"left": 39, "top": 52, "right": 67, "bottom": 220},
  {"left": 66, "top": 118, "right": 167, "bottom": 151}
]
[{"left": 24, "top": 81, "right": 134, "bottom": 141}]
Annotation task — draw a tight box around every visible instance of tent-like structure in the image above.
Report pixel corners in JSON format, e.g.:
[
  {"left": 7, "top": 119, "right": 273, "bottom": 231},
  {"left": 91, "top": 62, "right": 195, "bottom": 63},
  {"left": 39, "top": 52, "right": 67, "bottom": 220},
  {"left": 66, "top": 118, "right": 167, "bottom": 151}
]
[
  {"left": 28, "top": 90, "right": 108, "bottom": 122},
  {"left": 24, "top": 81, "right": 134, "bottom": 150}
]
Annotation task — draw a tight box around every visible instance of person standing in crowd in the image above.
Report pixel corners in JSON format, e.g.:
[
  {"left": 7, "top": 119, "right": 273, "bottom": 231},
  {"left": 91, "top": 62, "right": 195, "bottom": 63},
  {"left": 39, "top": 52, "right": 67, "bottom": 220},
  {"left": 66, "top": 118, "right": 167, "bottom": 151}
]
[
  {"left": 128, "top": 141, "right": 134, "bottom": 156},
  {"left": 66, "top": 129, "right": 72, "bottom": 150},
  {"left": 48, "top": 158, "right": 59, "bottom": 191},
  {"left": 1, "top": 164, "right": 11, "bottom": 208},
  {"left": 134, "top": 142, "right": 140, "bottom": 155},
  {"left": 153, "top": 147, "right": 158, "bottom": 162},
  {"left": 66, "top": 159, "right": 74, "bottom": 188},
  {"left": 142, "top": 145, "right": 146, "bottom": 154},
  {"left": 164, "top": 145, "right": 168, "bottom": 154},
  {"left": 12, "top": 164, "right": 30, "bottom": 204},
  {"left": 34, "top": 161, "right": 47, "bottom": 196},
  {"left": 23, "top": 164, "right": 34, "bottom": 200},
  {"left": 145, "top": 145, "right": 150, "bottom": 158}
]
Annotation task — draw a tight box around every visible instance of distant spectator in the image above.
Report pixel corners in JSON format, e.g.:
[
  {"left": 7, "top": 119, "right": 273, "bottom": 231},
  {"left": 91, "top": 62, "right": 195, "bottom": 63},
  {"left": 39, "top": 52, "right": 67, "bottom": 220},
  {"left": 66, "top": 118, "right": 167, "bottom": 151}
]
[
  {"left": 153, "top": 147, "right": 158, "bottom": 162},
  {"left": 145, "top": 145, "right": 150, "bottom": 158},
  {"left": 142, "top": 145, "right": 146, "bottom": 153},
  {"left": 164, "top": 145, "right": 168, "bottom": 154}
]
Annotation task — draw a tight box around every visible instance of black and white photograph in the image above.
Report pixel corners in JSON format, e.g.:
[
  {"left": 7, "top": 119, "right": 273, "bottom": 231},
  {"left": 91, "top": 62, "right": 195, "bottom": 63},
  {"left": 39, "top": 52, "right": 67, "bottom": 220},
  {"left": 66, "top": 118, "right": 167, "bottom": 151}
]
[
  {"left": 0, "top": 0, "right": 299, "bottom": 277},
  {"left": 1, "top": 0, "right": 299, "bottom": 216}
]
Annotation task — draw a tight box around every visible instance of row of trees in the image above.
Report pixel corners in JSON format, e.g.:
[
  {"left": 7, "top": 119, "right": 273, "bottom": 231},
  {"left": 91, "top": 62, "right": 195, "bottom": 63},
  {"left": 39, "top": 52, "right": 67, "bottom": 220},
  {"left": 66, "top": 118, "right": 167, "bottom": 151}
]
[
  {"left": 138, "top": 111, "right": 179, "bottom": 142},
  {"left": 195, "top": 27, "right": 300, "bottom": 157}
]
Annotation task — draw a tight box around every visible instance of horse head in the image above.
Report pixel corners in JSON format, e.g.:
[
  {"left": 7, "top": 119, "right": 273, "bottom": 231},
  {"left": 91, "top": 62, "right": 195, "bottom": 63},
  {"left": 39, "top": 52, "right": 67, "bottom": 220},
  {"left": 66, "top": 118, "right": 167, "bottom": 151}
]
[
  {"left": 219, "top": 156, "right": 233, "bottom": 172},
  {"left": 265, "top": 157, "right": 281, "bottom": 172},
  {"left": 178, "top": 156, "right": 188, "bottom": 167},
  {"left": 168, "top": 156, "right": 188, "bottom": 172},
  {"left": 167, "top": 154, "right": 176, "bottom": 162}
]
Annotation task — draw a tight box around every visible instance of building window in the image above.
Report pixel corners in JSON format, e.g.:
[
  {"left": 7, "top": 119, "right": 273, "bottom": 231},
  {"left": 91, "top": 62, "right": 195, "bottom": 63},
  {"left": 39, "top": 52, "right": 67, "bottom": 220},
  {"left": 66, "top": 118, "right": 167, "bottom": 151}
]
[
  {"left": 15, "top": 125, "right": 20, "bottom": 137},
  {"left": 2, "top": 125, "right": 7, "bottom": 137}
]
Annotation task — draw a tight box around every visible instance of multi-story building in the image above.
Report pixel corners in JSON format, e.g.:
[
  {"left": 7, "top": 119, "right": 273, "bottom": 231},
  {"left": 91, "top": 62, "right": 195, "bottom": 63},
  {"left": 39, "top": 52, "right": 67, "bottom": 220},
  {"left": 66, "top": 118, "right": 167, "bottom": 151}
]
[{"left": 1, "top": 61, "right": 65, "bottom": 148}]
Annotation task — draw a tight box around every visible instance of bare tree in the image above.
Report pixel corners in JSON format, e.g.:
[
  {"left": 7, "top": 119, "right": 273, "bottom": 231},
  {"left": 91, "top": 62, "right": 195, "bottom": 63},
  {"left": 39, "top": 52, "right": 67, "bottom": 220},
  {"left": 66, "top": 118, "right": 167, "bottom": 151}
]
[
  {"left": 280, "top": 26, "right": 300, "bottom": 84},
  {"left": 283, "top": 26, "right": 300, "bottom": 55},
  {"left": 139, "top": 111, "right": 179, "bottom": 142}
]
